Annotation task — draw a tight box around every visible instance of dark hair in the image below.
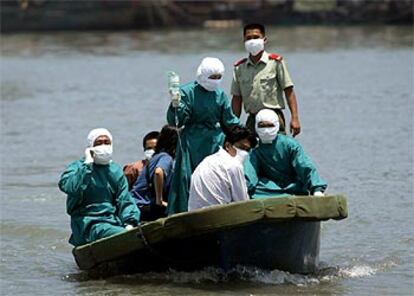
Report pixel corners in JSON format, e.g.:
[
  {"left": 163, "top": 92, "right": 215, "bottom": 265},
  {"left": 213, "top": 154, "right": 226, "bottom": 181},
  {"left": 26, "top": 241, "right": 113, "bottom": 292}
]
[
  {"left": 155, "top": 125, "right": 178, "bottom": 158},
  {"left": 223, "top": 125, "right": 257, "bottom": 148},
  {"left": 142, "top": 131, "right": 160, "bottom": 149},
  {"left": 243, "top": 23, "right": 265, "bottom": 36}
]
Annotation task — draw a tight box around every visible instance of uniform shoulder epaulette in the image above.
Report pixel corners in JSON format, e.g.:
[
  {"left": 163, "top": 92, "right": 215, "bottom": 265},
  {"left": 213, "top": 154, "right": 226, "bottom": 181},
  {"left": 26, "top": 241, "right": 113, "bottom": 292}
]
[
  {"left": 234, "top": 58, "right": 247, "bottom": 67},
  {"left": 269, "top": 53, "right": 283, "bottom": 62}
]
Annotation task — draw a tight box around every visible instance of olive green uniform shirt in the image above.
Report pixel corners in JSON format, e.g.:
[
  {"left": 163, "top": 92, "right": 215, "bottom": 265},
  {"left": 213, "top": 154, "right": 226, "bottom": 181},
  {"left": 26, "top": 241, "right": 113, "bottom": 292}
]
[{"left": 231, "top": 51, "right": 294, "bottom": 114}]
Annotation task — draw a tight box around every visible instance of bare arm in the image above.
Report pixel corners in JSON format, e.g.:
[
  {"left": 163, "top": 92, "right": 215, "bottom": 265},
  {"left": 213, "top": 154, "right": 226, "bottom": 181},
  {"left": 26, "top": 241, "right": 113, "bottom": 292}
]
[
  {"left": 154, "top": 167, "right": 167, "bottom": 207},
  {"left": 284, "top": 87, "right": 301, "bottom": 137},
  {"left": 231, "top": 95, "right": 243, "bottom": 118}
]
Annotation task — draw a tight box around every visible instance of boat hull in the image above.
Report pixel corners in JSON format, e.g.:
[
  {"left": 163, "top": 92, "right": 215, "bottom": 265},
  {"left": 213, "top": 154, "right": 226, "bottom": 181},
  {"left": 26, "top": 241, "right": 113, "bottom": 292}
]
[
  {"left": 73, "top": 195, "right": 347, "bottom": 276},
  {"left": 89, "top": 220, "right": 320, "bottom": 275}
]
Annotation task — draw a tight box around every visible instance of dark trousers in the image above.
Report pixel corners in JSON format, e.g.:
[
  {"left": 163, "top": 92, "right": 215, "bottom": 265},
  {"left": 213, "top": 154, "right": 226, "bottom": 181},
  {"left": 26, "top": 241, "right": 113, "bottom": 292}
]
[{"left": 139, "top": 204, "right": 167, "bottom": 222}]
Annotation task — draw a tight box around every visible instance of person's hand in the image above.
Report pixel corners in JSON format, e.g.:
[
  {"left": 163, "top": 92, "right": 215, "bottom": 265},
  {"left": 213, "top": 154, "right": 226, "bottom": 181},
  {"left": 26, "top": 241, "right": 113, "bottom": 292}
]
[
  {"left": 290, "top": 118, "right": 301, "bottom": 137},
  {"left": 125, "top": 225, "right": 134, "bottom": 231},
  {"left": 313, "top": 191, "right": 325, "bottom": 197},
  {"left": 84, "top": 147, "right": 94, "bottom": 164},
  {"left": 170, "top": 90, "right": 181, "bottom": 107}
]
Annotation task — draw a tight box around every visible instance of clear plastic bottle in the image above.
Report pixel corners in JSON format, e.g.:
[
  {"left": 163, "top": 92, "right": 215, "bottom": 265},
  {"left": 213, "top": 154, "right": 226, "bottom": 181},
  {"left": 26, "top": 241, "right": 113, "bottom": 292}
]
[
  {"left": 168, "top": 71, "right": 180, "bottom": 108},
  {"left": 168, "top": 71, "right": 180, "bottom": 92},
  {"left": 168, "top": 72, "right": 182, "bottom": 148}
]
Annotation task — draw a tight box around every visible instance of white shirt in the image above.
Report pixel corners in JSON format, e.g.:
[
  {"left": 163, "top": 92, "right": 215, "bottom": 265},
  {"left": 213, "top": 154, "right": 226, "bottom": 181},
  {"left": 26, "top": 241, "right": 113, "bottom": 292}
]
[{"left": 188, "top": 147, "right": 249, "bottom": 211}]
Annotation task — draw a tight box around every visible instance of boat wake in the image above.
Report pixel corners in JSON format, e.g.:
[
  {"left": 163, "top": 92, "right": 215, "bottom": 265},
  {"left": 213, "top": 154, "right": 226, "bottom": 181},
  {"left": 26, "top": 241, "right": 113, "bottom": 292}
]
[
  {"left": 65, "top": 257, "right": 398, "bottom": 286},
  {"left": 114, "top": 258, "right": 398, "bottom": 286}
]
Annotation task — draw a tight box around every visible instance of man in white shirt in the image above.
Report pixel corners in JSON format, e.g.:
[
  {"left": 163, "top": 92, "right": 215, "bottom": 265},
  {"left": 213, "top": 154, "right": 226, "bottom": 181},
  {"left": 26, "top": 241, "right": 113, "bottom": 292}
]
[{"left": 188, "top": 125, "right": 257, "bottom": 211}]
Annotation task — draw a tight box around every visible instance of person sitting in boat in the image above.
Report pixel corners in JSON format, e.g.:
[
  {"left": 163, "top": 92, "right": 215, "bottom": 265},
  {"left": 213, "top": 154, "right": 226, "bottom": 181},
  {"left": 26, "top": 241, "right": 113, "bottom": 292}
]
[
  {"left": 123, "top": 130, "right": 159, "bottom": 190},
  {"left": 166, "top": 57, "right": 241, "bottom": 215},
  {"left": 58, "top": 128, "right": 141, "bottom": 247},
  {"left": 244, "top": 109, "right": 327, "bottom": 198},
  {"left": 130, "top": 125, "right": 178, "bottom": 221},
  {"left": 188, "top": 125, "right": 257, "bottom": 211}
]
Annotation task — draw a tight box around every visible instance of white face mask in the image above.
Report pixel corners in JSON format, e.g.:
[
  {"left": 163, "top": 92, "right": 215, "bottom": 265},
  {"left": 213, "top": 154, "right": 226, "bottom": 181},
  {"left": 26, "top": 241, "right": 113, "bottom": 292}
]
[
  {"left": 200, "top": 78, "right": 222, "bottom": 92},
  {"left": 233, "top": 146, "right": 249, "bottom": 164},
  {"left": 144, "top": 149, "right": 155, "bottom": 160},
  {"left": 92, "top": 144, "right": 113, "bottom": 165},
  {"left": 244, "top": 38, "right": 265, "bottom": 56},
  {"left": 256, "top": 127, "right": 278, "bottom": 144}
]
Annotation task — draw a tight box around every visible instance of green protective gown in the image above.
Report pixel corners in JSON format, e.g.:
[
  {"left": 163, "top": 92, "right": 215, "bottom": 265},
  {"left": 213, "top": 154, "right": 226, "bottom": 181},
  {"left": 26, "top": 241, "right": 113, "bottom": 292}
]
[
  {"left": 58, "top": 159, "right": 141, "bottom": 247},
  {"left": 166, "top": 81, "right": 240, "bottom": 215},
  {"left": 244, "top": 134, "right": 327, "bottom": 198}
]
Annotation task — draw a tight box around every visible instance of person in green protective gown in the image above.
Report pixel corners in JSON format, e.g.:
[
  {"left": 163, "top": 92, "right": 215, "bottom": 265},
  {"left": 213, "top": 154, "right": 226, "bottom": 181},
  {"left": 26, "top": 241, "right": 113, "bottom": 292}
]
[
  {"left": 244, "top": 109, "right": 327, "bottom": 198},
  {"left": 58, "top": 128, "right": 141, "bottom": 247},
  {"left": 166, "top": 57, "right": 240, "bottom": 215}
]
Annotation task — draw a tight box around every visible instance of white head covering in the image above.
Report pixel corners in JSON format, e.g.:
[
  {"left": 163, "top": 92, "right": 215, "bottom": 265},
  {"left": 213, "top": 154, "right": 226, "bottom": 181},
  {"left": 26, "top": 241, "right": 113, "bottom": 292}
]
[
  {"left": 196, "top": 57, "right": 225, "bottom": 90},
  {"left": 255, "top": 109, "right": 280, "bottom": 143},
  {"left": 255, "top": 109, "right": 280, "bottom": 140},
  {"left": 87, "top": 128, "right": 113, "bottom": 147},
  {"left": 255, "top": 109, "right": 279, "bottom": 129}
]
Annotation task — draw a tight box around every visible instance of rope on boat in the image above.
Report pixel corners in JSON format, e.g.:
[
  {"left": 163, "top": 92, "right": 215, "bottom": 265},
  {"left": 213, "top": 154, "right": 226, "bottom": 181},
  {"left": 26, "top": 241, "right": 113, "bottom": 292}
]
[{"left": 136, "top": 222, "right": 192, "bottom": 265}]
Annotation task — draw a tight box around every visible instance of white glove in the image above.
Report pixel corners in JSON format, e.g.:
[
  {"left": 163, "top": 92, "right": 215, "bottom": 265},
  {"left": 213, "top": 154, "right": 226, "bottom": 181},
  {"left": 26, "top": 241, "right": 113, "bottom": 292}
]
[
  {"left": 125, "top": 225, "right": 134, "bottom": 231},
  {"left": 313, "top": 191, "right": 325, "bottom": 197},
  {"left": 84, "top": 147, "right": 94, "bottom": 164},
  {"left": 170, "top": 90, "right": 181, "bottom": 108}
]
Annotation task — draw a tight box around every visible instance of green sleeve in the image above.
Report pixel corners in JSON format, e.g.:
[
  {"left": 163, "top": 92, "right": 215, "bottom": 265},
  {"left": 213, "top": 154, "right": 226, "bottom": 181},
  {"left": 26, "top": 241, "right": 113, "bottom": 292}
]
[
  {"left": 115, "top": 174, "right": 141, "bottom": 226},
  {"left": 167, "top": 89, "right": 192, "bottom": 128},
  {"left": 244, "top": 152, "right": 260, "bottom": 196},
  {"left": 290, "top": 142, "right": 327, "bottom": 193},
  {"left": 220, "top": 92, "right": 241, "bottom": 128},
  {"left": 58, "top": 159, "right": 92, "bottom": 214}
]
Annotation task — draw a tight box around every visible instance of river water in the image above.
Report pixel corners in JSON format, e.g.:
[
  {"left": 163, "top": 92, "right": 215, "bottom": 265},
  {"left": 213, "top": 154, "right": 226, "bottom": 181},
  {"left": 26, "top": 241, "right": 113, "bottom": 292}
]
[{"left": 1, "top": 26, "right": 413, "bottom": 295}]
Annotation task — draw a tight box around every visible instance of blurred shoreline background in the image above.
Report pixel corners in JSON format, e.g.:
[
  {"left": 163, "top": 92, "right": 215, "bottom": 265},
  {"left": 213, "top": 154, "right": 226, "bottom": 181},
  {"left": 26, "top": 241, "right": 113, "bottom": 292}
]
[
  {"left": 1, "top": 1, "right": 413, "bottom": 296},
  {"left": 1, "top": 0, "right": 413, "bottom": 33}
]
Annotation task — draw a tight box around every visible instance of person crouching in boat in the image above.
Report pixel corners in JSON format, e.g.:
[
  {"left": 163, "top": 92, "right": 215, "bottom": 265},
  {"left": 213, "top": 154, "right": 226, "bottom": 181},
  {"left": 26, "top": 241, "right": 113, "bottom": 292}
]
[
  {"left": 58, "top": 128, "right": 141, "bottom": 247},
  {"left": 188, "top": 125, "right": 257, "bottom": 211},
  {"left": 123, "top": 130, "right": 159, "bottom": 190},
  {"left": 244, "top": 109, "right": 327, "bottom": 198},
  {"left": 130, "top": 125, "right": 178, "bottom": 221},
  {"left": 166, "top": 57, "right": 241, "bottom": 215}
]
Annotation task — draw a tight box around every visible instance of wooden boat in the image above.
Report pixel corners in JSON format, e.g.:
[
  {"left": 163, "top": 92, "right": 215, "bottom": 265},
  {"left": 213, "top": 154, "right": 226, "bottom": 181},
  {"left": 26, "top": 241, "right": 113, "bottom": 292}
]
[{"left": 73, "top": 195, "right": 347, "bottom": 276}]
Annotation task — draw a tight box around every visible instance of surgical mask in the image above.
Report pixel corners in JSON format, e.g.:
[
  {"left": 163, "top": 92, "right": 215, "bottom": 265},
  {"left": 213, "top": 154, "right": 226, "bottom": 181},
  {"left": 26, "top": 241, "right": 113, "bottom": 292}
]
[
  {"left": 200, "top": 78, "right": 222, "bottom": 92},
  {"left": 144, "top": 149, "right": 155, "bottom": 160},
  {"left": 92, "top": 144, "right": 113, "bottom": 165},
  {"left": 257, "top": 127, "right": 278, "bottom": 144},
  {"left": 234, "top": 146, "right": 249, "bottom": 164},
  {"left": 244, "top": 38, "right": 265, "bottom": 56}
]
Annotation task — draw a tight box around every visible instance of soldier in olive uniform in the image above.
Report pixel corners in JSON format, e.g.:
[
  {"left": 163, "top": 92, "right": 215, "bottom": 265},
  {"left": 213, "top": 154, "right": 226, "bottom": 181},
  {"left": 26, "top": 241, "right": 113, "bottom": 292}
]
[{"left": 231, "top": 23, "right": 301, "bottom": 137}]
